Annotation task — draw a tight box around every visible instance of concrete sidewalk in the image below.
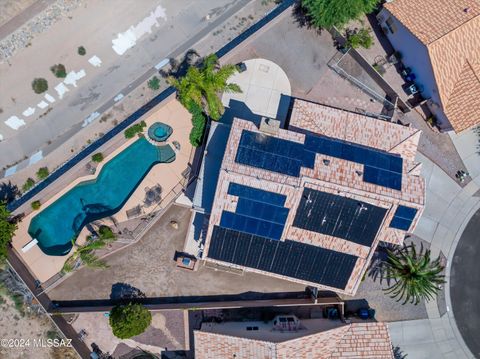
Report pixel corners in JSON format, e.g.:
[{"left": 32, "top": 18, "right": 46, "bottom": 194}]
[{"left": 388, "top": 150, "right": 480, "bottom": 358}]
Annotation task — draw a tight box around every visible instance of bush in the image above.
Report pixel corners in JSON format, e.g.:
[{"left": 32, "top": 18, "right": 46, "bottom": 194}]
[
  {"left": 345, "top": 28, "right": 374, "bottom": 49},
  {"left": 78, "top": 46, "right": 86, "bottom": 56},
  {"left": 124, "top": 121, "right": 147, "bottom": 139},
  {"left": 36, "top": 167, "right": 49, "bottom": 180},
  {"left": 22, "top": 178, "right": 35, "bottom": 192},
  {"left": 91, "top": 153, "right": 104, "bottom": 163},
  {"left": 301, "top": 0, "right": 380, "bottom": 28},
  {"left": 50, "top": 64, "right": 67, "bottom": 78},
  {"left": 187, "top": 101, "right": 206, "bottom": 147},
  {"left": 148, "top": 76, "right": 160, "bottom": 90},
  {"left": 31, "top": 200, "right": 41, "bottom": 210},
  {"left": 32, "top": 78, "right": 48, "bottom": 94},
  {"left": 98, "top": 225, "right": 116, "bottom": 240},
  {"left": 109, "top": 303, "right": 152, "bottom": 339},
  {"left": 0, "top": 203, "right": 17, "bottom": 261}
]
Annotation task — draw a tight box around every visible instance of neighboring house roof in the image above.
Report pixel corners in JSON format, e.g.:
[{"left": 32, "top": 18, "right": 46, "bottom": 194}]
[
  {"left": 384, "top": 0, "right": 480, "bottom": 132},
  {"left": 202, "top": 99, "right": 425, "bottom": 295},
  {"left": 194, "top": 322, "right": 394, "bottom": 359}
]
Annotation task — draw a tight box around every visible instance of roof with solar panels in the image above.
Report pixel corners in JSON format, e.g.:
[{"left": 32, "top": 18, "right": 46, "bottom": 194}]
[{"left": 203, "top": 99, "right": 425, "bottom": 295}]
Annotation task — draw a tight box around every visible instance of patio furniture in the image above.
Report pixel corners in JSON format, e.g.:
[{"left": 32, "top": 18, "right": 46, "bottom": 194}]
[
  {"left": 144, "top": 185, "right": 162, "bottom": 207},
  {"left": 172, "top": 140, "right": 181, "bottom": 151},
  {"left": 126, "top": 205, "right": 143, "bottom": 219},
  {"left": 236, "top": 62, "right": 247, "bottom": 72}
]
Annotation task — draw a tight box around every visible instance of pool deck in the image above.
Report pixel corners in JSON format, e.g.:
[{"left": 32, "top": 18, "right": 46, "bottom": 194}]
[{"left": 12, "top": 98, "right": 193, "bottom": 283}]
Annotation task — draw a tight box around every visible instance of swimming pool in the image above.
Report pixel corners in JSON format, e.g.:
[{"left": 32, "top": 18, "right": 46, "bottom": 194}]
[{"left": 28, "top": 138, "right": 176, "bottom": 256}]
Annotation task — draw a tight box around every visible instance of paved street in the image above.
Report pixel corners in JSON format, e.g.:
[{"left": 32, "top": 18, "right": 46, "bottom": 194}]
[
  {"left": 451, "top": 206, "right": 480, "bottom": 357},
  {"left": 0, "top": 0, "right": 251, "bottom": 174}
]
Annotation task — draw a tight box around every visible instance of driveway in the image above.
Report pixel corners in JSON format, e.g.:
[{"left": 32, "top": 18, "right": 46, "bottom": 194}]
[{"left": 451, "top": 208, "right": 480, "bottom": 358}]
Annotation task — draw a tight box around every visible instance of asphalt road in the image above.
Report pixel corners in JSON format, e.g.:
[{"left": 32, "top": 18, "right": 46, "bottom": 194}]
[
  {"left": 450, "top": 208, "right": 480, "bottom": 358},
  {"left": 0, "top": 0, "right": 250, "bottom": 172}
]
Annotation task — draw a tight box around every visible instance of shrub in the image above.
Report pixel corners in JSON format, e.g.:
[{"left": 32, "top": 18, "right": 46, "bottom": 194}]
[
  {"left": 22, "top": 178, "right": 35, "bottom": 192},
  {"left": 0, "top": 203, "right": 17, "bottom": 261},
  {"left": 36, "top": 167, "right": 49, "bottom": 180},
  {"left": 91, "top": 153, "right": 104, "bottom": 163},
  {"left": 31, "top": 200, "right": 41, "bottom": 210},
  {"left": 345, "top": 28, "right": 374, "bottom": 49},
  {"left": 148, "top": 76, "right": 160, "bottom": 90},
  {"left": 124, "top": 121, "right": 147, "bottom": 139},
  {"left": 188, "top": 102, "right": 206, "bottom": 147},
  {"left": 50, "top": 64, "right": 67, "bottom": 78},
  {"left": 98, "top": 225, "right": 116, "bottom": 240},
  {"left": 32, "top": 78, "right": 48, "bottom": 94},
  {"left": 109, "top": 303, "right": 152, "bottom": 339},
  {"left": 78, "top": 46, "right": 86, "bottom": 56}
]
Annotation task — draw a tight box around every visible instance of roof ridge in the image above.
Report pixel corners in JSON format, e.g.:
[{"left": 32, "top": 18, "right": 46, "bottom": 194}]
[{"left": 467, "top": 58, "right": 480, "bottom": 83}]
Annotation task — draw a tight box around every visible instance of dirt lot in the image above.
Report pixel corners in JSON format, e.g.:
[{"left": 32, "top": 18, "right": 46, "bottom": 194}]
[
  {"left": 48, "top": 204, "right": 305, "bottom": 301},
  {"left": 0, "top": 285, "right": 77, "bottom": 359},
  {"left": 0, "top": 0, "right": 37, "bottom": 26}
]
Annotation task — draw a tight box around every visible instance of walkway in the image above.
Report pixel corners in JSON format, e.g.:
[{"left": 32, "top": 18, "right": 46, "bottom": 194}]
[{"left": 388, "top": 144, "right": 480, "bottom": 358}]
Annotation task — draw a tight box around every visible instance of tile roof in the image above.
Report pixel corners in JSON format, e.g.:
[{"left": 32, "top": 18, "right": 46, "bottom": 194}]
[
  {"left": 194, "top": 322, "right": 394, "bottom": 359},
  {"left": 384, "top": 0, "right": 480, "bottom": 132},
  {"left": 203, "top": 100, "right": 425, "bottom": 295}
]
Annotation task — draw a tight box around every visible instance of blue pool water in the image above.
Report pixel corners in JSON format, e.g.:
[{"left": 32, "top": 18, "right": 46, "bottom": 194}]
[
  {"left": 28, "top": 138, "right": 175, "bottom": 256},
  {"left": 154, "top": 127, "right": 167, "bottom": 138}
]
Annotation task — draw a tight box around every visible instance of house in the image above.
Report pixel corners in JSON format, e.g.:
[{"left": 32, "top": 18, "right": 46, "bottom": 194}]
[
  {"left": 194, "top": 313, "right": 394, "bottom": 358},
  {"left": 200, "top": 99, "right": 425, "bottom": 296},
  {"left": 377, "top": 0, "right": 480, "bottom": 133}
]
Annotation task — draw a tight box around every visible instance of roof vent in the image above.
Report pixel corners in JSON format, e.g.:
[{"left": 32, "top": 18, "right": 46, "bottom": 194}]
[
  {"left": 355, "top": 170, "right": 363, "bottom": 176},
  {"left": 323, "top": 159, "right": 331, "bottom": 166},
  {"left": 464, "top": 7, "right": 471, "bottom": 12},
  {"left": 259, "top": 117, "right": 280, "bottom": 135}
]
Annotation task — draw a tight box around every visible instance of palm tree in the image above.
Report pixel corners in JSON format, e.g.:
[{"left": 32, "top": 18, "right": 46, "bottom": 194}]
[
  {"left": 168, "top": 54, "right": 241, "bottom": 120},
  {"left": 62, "top": 226, "right": 116, "bottom": 273},
  {"left": 384, "top": 243, "right": 445, "bottom": 305}
]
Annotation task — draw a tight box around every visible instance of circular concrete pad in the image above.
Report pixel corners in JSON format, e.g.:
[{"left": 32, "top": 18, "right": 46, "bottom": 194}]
[{"left": 222, "top": 58, "right": 291, "bottom": 121}]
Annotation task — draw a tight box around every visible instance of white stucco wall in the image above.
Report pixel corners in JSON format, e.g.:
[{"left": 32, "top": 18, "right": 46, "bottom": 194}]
[{"left": 377, "top": 8, "right": 451, "bottom": 129}]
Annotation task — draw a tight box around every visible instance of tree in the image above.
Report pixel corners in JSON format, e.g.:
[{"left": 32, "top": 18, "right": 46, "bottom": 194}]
[
  {"left": 168, "top": 54, "right": 241, "bottom": 120},
  {"left": 50, "top": 64, "right": 67, "bottom": 78},
  {"left": 62, "top": 226, "right": 117, "bottom": 273},
  {"left": 345, "top": 28, "right": 374, "bottom": 49},
  {"left": 147, "top": 76, "right": 160, "bottom": 90},
  {"left": 109, "top": 303, "right": 152, "bottom": 339},
  {"left": 32, "top": 78, "right": 48, "bottom": 94},
  {"left": 22, "top": 178, "right": 35, "bottom": 192},
  {"left": 78, "top": 46, "right": 86, "bottom": 56},
  {"left": 188, "top": 101, "right": 206, "bottom": 147},
  {"left": 301, "top": 0, "right": 380, "bottom": 29},
  {"left": 36, "top": 167, "right": 49, "bottom": 180},
  {"left": 91, "top": 153, "right": 104, "bottom": 163},
  {"left": 384, "top": 244, "right": 445, "bottom": 305},
  {"left": 0, "top": 203, "right": 17, "bottom": 261}
]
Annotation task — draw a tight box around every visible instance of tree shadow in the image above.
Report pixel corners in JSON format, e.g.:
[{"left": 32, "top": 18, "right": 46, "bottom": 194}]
[
  {"left": 110, "top": 282, "right": 146, "bottom": 301},
  {"left": 0, "top": 181, "right": 21, "bottom": 205},
  {"left": 158, "top": 49, "right": 201, "bottom": 79},
  {"left": 291, "top": 0, "right": 322, "bottom": 32},
  {"left": 366, "top": 242, "right": 398, "bottom": 286}
]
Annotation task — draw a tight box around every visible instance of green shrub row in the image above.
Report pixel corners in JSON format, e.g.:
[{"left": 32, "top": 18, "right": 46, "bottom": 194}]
[
  {"left": 187, "top": 101, "right": 206, "bottom": 147},
  {"left": 124, "top": 121, "right": 147, "bottom": 139}
]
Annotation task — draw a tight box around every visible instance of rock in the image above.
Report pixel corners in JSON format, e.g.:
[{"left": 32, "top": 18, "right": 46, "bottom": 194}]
[{"left": 170, "top": 220, "right": 178, "bottom": 229}]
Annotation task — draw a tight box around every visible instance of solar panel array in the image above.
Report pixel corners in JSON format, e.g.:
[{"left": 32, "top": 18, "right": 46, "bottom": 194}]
[
  {"left": 235, "top": 130, "right": 403, "bottom": 190},
  {"left": 293, "top": 188, "right": 387, "bottom": 247},
  {"left": 209, "top": 226, "right": 358, "bottom": 290},
  {"left": 389, "top": 205, "right": 418, "bottom": 231},
  {"left": 219, "top": 183, "right": 289, "bottom": 240}
]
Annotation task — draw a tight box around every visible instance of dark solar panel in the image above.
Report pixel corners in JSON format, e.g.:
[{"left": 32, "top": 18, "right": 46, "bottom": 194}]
[
  {"left": 235, "top": 130, "right": 404, "bottom": 190},
  {"left": 292, "top": 188, "right": 387, "bottom": 247},
  {"left": 228, "top": 183, "right": 286, "bottom": 206},
  {"left": 209, "top": 226, "right": 357, "bottom": 290},
  {"left": 389, "top": 205, "right": 418, "bottom": 231}
]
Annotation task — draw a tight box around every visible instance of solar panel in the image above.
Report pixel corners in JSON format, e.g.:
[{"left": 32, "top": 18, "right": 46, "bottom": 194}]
[
  {"left": 293, "top": 188, "right": 387, "bottom": 247},
  {"left": 235, "top": 130, "right": 404, "bottom": 190},
  {"left": 228, "top": 183, "right": 286, "bottom": 206},
  {"left": 389, "top": 205, "right": 418, "bottom": 231},
  {"left": 209, "top": 226, "right": 358, "bottom": 290}
]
